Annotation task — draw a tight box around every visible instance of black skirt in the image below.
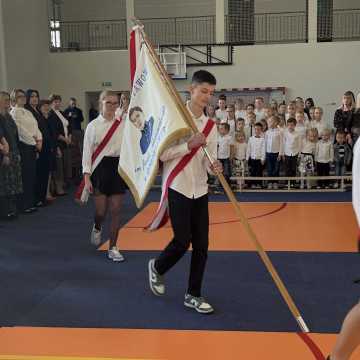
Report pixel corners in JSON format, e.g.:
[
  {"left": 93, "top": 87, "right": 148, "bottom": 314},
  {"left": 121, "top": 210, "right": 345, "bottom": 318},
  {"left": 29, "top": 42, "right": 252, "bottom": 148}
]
[{"left": 91, "top": 156, "right": 127, "bottom": 196}]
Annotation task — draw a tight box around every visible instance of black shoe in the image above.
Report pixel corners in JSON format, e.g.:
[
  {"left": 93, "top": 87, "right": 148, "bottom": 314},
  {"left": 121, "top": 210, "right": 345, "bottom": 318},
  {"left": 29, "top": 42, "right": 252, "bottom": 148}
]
[{"left": 148, "top": 259, "right": 165, "bottom": 296}]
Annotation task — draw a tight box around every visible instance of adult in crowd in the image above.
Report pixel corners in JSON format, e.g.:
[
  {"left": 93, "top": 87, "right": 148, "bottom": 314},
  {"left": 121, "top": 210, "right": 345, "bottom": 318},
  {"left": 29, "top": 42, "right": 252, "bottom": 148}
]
[
  {"left": 0, "top": 91, "right": 22, "bottom": 219},
  {"left": 64, "top": 97, "right": 84, "bottom": 183},
  {"left": 10, "top": 89, "right": 42, "bottom": 213},
  {"left": 89, "top": 102, "right": 99, "bottom": 123},
  {"left": 39, "top": 100, "right": 57, "bottom": 201},
  {"left": 48, "top": 94, "right": 72, "bottom": 195},
  {"left": 82, "top": 90, "right": 126, "bottom": 262},
  {"left": 25, "top": 89, "right": 53, "bottom": 206},
  {"left": 334, "top": 91, "right": 355, "bottom": 142},
  {"left": 304, "top": 97, "right": 315, "bottom": 119}
]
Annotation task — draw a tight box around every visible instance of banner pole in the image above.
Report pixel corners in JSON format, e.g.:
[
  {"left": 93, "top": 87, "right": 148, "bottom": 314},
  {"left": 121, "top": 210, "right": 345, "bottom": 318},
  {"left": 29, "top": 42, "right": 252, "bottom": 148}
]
[{"left": 132, "top": 19, "right": 310, "bottom": 333}]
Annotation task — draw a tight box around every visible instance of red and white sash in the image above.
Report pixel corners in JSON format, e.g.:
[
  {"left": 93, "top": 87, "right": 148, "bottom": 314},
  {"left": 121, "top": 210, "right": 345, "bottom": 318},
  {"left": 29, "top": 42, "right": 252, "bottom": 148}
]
[
  {"left": 146, "top": 119, "right": 215, "bottom": 231},
  {"left": 75, "top": 117, "right": 122, "bottom": 202}
]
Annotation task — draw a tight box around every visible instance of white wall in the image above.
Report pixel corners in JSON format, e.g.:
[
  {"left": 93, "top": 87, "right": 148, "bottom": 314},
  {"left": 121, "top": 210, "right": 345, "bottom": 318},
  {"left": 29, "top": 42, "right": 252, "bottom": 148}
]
[
  {"left": 48, "top": 40, "right": 360, "bottom": 127},
  {"left": 1, "top": 0, "right": 50, "bottom": 96}
]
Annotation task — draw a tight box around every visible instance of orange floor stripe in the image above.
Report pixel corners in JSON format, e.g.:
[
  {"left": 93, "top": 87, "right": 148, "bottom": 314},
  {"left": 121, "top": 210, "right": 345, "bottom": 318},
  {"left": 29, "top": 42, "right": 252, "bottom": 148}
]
[
  {"left": 2, "top": 327, "right": 360, "bottom": 360},
  {"left": 100, "top": 202, "right": 358, "bottom": 252}
]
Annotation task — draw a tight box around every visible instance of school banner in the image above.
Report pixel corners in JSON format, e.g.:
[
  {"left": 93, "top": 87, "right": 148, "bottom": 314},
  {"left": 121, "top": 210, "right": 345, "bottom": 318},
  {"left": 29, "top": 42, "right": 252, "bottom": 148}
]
[{"left": 119, "top": 34, "right": 190, "bottom": 208}]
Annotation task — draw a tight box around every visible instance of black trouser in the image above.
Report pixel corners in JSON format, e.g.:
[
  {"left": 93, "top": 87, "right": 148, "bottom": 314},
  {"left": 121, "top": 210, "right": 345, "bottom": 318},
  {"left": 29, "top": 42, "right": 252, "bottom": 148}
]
[
  {"left": 19, "top": 142, "right": 37, "bottom": 210},
  {"left": 285, "top": 155, "right": 298, "bottom": 177},
  {"left": 317, "top": 162, "right": 330, "bottom": 187},
  {"left": 248, "top": 158, "right": 263, "bottom": 186},
  {"left": 155, "top": 188, "right": 209, "bottom": 297},
  {"left": 266, "top": 152, "right": 280, "bottom": 182},
  {"left": 36, "top": 146, "right": 51, "bottom": 203}
]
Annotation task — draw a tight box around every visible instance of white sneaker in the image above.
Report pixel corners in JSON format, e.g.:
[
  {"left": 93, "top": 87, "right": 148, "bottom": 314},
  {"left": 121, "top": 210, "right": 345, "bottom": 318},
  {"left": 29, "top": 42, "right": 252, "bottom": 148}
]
[
  {"left": 90, "top": 225, "right": 102, "bottom": 246},
  {"left": 108, "top": 247, "right": 125, "bottom": 262},
  {"left": 273, "top": 183, "right": 278, "bottom": 190},
  {"left": 267, "top": 183, "right": 273, "bottom": 190}
]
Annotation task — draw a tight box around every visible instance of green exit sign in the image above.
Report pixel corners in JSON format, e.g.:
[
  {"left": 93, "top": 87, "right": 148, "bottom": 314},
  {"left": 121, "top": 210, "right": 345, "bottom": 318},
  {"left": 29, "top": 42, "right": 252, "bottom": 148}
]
[{"left": 102, "top": 81, "right": 112, "bottom": 87}]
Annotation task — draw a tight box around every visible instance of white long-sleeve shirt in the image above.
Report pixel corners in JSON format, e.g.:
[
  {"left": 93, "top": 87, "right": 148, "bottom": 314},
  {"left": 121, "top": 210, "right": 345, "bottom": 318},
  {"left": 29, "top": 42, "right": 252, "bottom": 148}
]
[
  {"left": 246, "top": 136, "right": 265, "bottom": 161},
  {"left": 283, "top": 129, "right": 301, "bottom": 156},
  {"left": 265, "top": 127, "right": 283, "bottom": 154},
  {"left": 233, "top": 142, "right": 247, "bottom": 160},
  {"left": 160, "top": 106, "right": 217, "bottom": 199},
  {"left": 315, "top": 140, "right": 334, "bottom": 163},
  {"left": 82, "top": 114, "right": 125, "bottom": 174},
  {"left": 217, "top": 133, "right": 232, "bottom": 159},
  {"left": 215, "top": 109, "right": 227, "bottom": 121},
  {"left": 10, "top": 107, "right": 42, "bottom": 146},
  {"left": 301, "top": 140, "right": 316, "bottom": 155}
]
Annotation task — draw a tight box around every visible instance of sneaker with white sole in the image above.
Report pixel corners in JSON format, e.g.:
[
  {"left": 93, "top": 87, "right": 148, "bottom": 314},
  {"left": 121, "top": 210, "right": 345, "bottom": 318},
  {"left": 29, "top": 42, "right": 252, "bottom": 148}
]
[
  {"left": 107, "top": 247, "right": 125, "bottom": 262},
  {"left": 184, "top": 294, "right": 214, "bottom": 314},
  {"left": 90, "top": 225, "right": 102, "bottom": 246},
  {"left": 267, "top": 183, "right": 273, "bottom": 190},
  {"left": 148, "top": 259, "right": 165, "bottom": 296},
  {"left": 273, "top": 183, "right": 278, "bottom": 190}
]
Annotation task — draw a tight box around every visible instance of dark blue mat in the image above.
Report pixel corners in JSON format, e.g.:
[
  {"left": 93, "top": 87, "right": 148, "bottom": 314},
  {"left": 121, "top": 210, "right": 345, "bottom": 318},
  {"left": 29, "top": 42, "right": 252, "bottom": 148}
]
[{"left": 1, "top": 251, "right": 358, "bottom": 333}]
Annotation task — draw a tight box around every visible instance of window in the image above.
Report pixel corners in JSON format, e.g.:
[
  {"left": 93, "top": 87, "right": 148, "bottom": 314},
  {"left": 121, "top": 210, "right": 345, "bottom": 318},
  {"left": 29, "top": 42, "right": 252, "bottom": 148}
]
[{"left": 50, "top": 20, "right": 61, "bottom": 48}]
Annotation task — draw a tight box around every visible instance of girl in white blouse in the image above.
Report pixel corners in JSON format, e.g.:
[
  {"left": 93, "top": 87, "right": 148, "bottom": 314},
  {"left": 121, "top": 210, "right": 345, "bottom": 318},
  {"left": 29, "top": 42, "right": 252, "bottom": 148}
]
[
  {"left": 83, "top": 90, "right": 127, "bottom": 262},
  {"left": 10, "top": 89, "right": 42, "bottom": 213}
]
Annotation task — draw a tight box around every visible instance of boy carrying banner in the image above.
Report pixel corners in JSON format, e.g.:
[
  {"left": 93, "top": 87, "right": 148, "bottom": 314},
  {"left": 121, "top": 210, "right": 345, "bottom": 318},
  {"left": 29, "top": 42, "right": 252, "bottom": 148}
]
[{"left": 148, "top": 70, "right": 222, "bottom": 314}]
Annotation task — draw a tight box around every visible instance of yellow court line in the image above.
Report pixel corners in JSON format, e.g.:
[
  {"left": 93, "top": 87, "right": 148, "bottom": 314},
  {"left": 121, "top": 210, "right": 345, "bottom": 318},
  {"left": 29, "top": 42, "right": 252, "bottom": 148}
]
[{"left": 0, "top": 357, "right": 153, "bottom": 360}]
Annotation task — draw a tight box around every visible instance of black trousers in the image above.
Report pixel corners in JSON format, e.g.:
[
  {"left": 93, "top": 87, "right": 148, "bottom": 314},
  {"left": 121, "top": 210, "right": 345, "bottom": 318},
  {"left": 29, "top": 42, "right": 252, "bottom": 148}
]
[
  {"left": 19, "top": 142, "right": 37, "bottom": 210},
  {"left": 248, "top": 158, "right": 263, "bottom": 185},
  {"left": 36, "top": 146, "right": 51, "bottom": 203},
  {"left": 155, "top": 188, "right": 209, "bottom": 297},
  {"left": 317, "top": 162, "right": 330, "bottom": 187},
  {"left": 285, "top": 155, "right": 298, "bottom": 177}
]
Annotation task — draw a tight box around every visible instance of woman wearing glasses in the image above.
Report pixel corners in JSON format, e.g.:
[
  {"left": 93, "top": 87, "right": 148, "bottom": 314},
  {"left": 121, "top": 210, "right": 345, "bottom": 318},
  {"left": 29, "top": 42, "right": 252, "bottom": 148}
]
[
  {"left": 82, "top": 90, "right": 127, "bottom": 262},
  {"left": 9, "top": 89, "right": 42, "bottom": 213}
]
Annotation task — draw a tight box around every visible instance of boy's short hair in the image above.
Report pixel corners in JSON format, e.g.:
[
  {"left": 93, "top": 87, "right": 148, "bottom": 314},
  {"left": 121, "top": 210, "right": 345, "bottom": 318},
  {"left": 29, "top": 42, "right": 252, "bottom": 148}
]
[
  {"left": 248, "top": 112, "right": 256, "bottom": 118},
  {"left": 39, "top": 99, "right": 51, "bottom": 107},
  {"left": 236, "top": 117, "right": 245, "bottom": 123},
  {"left": 287, "top": 117, "right": 297, "bottom": 125},
  {"left": 220, "top": 122, "right": 230, "bottom": 131},
  {"left": 191, "top": 70, "right": 216, "bottom": 86},
  {"left": 246, "top": 103, "right": 255, "bottom": 109},
  {"left": 218, "top": 93, "right": 226, "bottom": 101},
  {"left": 254, "top": 122, "right": 263, "bottom": 129},
  {"left": 226, "top": 104, "right": 235, "bottom": 111},
  {"left": 270, "top": 115, "right": 280, "bottom": 124}
]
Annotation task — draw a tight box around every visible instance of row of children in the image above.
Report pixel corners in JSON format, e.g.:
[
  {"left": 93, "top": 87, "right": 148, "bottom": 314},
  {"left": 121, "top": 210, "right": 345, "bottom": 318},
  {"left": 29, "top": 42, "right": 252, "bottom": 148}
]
[{"left": 216, "top": 114, "right": 351, "bottom": 190}]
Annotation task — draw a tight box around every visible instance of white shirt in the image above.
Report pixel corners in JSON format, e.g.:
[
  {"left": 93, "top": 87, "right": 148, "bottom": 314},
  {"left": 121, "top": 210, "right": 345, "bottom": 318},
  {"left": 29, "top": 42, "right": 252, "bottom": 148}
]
[
  {"left": 246, "top": 136, "right": 265, "bottom": 161},
  {"left": 301, "top": 140, "right": 316, "bottom": 154},
  {"left": 217, "top": 133, "right": 232, "bottom": 159},
  {"left": 10, "top": 107, "right": 42, "bottom": 146},
  {"left": 315, "top": 140, "right": 334, "bottom": 163},
  {"left": 352, "top": 139, "right": 360, "bottom": 225},
  {"left": 235, "top": 110, "right": 246, "bottom": 120},
  {"left": 265, "top": 127, "right": 283, "bottom": 154},
  {"left": 255, "top": 109, "right": 265, "bottom": 121},
  {"left": 215, "top": 109, "right": 227, "bottom": 121},
  {"left": 295, "top": 121, "right": 309, "bottom": 139},
  {"left": 160, "top": 106, "right": 217, "bottom": 199},
  {"left": 310, "top": 120, "right": 326, "bottom": 137},
  {"left": 233, "top": 142, "right": 247, "bottom": 160},
  {"left": 82, "top": 114, "right": 125, "bottom": 174},
  {"left": 283, "top": 129, "right": 301, "bottom": 156}
]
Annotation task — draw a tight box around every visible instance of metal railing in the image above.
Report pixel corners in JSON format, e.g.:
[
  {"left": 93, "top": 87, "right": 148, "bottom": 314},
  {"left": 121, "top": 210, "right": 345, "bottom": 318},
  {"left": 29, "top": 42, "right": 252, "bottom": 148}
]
[
  {"left": 141, "top": 16, "right": 215, "bottom": 46},
  {"left": 225, "top": 11, "right": 308, "bottom": 44},
  {"left": 50, "top": 19, "right": 127, "bottom": 52},
  {"left": 332, "top": 8, "right": 360, "bottom": 41}
]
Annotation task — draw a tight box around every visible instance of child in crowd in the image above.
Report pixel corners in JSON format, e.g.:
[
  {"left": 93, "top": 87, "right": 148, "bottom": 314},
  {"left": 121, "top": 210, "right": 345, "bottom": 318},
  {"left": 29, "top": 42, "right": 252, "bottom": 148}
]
[
  {"left": 235, "top": 98, "right": 246, "bottom": 120},
  {"left": 235, "top": 117, "right": 246, "bottom": 135},
  {"left": 254, "top": 97, "right": 265, "bottom": 121},
  {"left": 286, "top": 102, "right": 296, "bottom": 120},
  {"left": 333, "top": 130, "right": 352, "bottom": 188},
  {"left": 245, "top": 103, "right": 255, "bottom": 126},
  {"left": 223, "top": 104, "right": 236, "bottom": 139},
  {"left": 283, "top": 118, "right": 302, "bottom": 179},
  {"left": 217, "top": 123, "right": 232, "bottom": 188},
  {"left": 245, "top": 112, "right": 257, "bottom": 140},
  {"left": 311, "top": 106, "right": 326, "bottom": 138},
  {"left": 270, "top": 99, "right": 278, "bottom": 113},
  {"left": 265, "top": 115, "right": 283, "bottom": 189},
  {"left": 309, "top": 106, "right": 315, "bottom": 121},
  {"left": 260, "top": 118, "right": 268, "bottom": 133},
  {"left": 263, "top": 106, "right": 274, "bottom": 123},
  {"left": 295, "top": 111, "right": 309, "bottom": 140},
  {"left": 232, "top": 131, "right": 247, "bottom": 189},
  {"left": 206, "top": 104, "right": 216, "bottom": 120},
  {"left": 246, "top": 122, "right": 265, "bottom": 188},
  {"left": 298, "top": 128, "right": 318, "bottom": 189},
  {"left": 215, "top": 95, "right": 227, "bottom": 121},
  {"left": 315, "top": 128, "right": 334, "bottom": 188}
]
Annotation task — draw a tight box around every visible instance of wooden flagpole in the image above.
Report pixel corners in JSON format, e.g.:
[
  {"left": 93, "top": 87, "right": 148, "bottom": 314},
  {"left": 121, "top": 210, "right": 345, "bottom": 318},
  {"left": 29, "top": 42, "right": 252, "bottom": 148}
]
[{"left": 131, "top": 18, "right": 310, "bottom": 333}]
